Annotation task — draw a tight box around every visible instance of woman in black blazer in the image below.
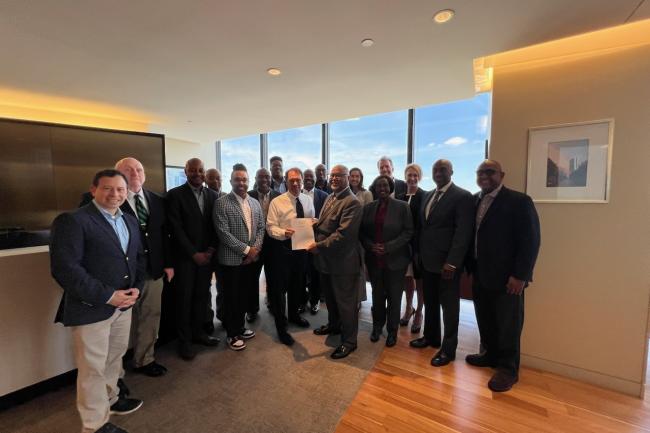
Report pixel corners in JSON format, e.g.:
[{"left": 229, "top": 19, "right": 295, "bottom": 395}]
[
  {"left": 395, "top": 163, "right": 426, "bottom": 333},
  {"left": 360, "top": 175, "right": 414, "bottom": 347}
]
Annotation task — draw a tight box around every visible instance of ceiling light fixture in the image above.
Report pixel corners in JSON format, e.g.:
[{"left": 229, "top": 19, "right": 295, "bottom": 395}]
[
  {"left": 433, "top": 9, "right": 455, "bottom": 24},
  {"left": 267, "top": 68, "right": 282, "bottom": 76},
  {"left": 360, "top": 38, "right": 374, "bottom": 47}
]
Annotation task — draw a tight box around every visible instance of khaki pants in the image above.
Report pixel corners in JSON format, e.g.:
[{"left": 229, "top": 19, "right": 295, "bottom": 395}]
[
  {"left": 72, "top": 308, "right": 131, "bottom": 433},
  {"left": 130, "top": 277, "right": 164, "bottom": 367}
]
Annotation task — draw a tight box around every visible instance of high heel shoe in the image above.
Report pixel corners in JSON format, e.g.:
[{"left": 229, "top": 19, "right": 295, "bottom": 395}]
[
  {"left": 410, "top": 311, "right": 423, "bottom": 333},
  {"left": 400, "top": 307, "right": 414, "bottom": 326}
]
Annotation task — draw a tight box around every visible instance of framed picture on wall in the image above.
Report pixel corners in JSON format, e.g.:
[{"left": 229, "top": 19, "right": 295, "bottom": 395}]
[{"left": 526, "top": 119, "right": 613, "bottom": 203}]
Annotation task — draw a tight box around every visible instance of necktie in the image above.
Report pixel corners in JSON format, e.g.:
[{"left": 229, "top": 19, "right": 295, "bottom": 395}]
[
  {"left": 295, "top": 196, "right": 305, "bottom": 218},
  {"left": 135, "top": 194, "right": 148, "bottom": 227},
  {"left": 425, "top": 190, "right": 443, "bottom": 219}
]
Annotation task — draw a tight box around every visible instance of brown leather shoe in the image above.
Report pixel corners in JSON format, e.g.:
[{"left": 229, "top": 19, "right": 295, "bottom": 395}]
[{"left": 488, "top": 370, "right": 518, "bottom": 392}]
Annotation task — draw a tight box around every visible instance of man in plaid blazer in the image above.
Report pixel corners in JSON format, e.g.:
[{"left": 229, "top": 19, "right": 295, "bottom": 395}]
[{"left": 214, "top": 164, "right": 265, "bottom": 351}]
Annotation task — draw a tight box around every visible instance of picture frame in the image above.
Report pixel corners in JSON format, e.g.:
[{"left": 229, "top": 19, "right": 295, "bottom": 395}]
[{"left": 526, "top": 119, "right": 613, "bottom": 203}]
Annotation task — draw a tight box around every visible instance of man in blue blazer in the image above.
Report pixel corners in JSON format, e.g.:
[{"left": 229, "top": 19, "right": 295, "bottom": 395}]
[
  {"left": 466, "top": 159, "right": 541, "bottom": 392},
  {"left": 50, "top": 169, "right": 146, "bottom": 433}
]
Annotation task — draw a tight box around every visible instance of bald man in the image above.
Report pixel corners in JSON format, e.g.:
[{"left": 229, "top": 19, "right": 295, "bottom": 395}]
[{"left": 166, "top": 158, "right": 220, "bottom": 360}]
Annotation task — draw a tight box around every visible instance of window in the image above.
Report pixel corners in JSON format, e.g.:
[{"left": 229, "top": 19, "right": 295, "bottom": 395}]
[
  {"left": 414, "top": 93, "right": 491, "bottom": 192},
  {"left": 330, "top": 110, "right": 408, "bottom": 188},
  {"left": 267, "top": 124, "right": 322, "bottom": 172},
  {"left": 165, "top": 166, "right": 186, "bottom": 191},
  {"left": 220, "top": 134, "right": 260, "bottom": 192}
]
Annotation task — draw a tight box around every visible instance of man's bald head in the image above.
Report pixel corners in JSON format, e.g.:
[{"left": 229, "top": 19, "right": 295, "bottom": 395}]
[
  {"left": 476, "top": 159, "right": 505, "bottom": 194},
  {"left": 205, "top": 168, "right": 222, "bottom": 192},
  {"left": 115, "top": 157, "right": 145, "bottom": 192},
  {"left": 432, "top": 159, "right": 453, "bottom": 188}
]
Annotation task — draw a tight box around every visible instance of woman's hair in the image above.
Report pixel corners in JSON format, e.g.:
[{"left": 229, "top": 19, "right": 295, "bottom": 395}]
[
  {"left": 369, "top": 174, "right": 395, "bottom": 196},
  {"left": 349, "top": 167, "right": 366, "bottom": 191},
  {"left": 404, "top": 163, "right": 422, "bottom": 180}
]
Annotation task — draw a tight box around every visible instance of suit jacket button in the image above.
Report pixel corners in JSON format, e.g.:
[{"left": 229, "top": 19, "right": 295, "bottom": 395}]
[
  {"left": 124, "top": 275, "right": 129, "bottom": 279},
  {"left": 145, "top": 232, "right": 149, "bottom": 237},
  {"left": 144, "top": 249, "right": 149, "bottom": 253},
  {"left": 125, "top": 257, "right": 129, "bottom": 261}
]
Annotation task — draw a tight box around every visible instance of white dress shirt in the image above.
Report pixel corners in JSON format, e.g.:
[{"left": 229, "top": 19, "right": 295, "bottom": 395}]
[
  {"left": 266, "top": 192, "right": 315, "bottom": 241},
  {"left": 234, "top": 193, "right": 253, "bottom": 254},
  {"left": 126, "top": 189, "right": 148, "bottom": 214}
]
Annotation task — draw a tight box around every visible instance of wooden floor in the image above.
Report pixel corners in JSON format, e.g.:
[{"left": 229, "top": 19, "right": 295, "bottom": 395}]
[{"left": 337, "top": 300, "right": 650, "bottom": 433}]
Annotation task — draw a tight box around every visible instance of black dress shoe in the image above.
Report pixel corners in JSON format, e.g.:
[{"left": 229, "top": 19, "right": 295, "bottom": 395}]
[
  {"left": 431, "top": 351, "right": 455, "bottom": 367},
  {"left": 331, "top": 345, "right": 356, "bottom": 359},
  {"left": 409, "top": 337, "right": 439, "bottom": 349},
  {"left": 117, "top": 379, "right": 130, "bottom": 399},
  {"left": 178, "top": 343, "right": 197, "bottom": 361},
  {"left": 370, "top": 329, "right": 380, "bottom": 342},
  {"left": 488, "top": 370, "right": 519, "bottom": 392},
  {"left": 133, "top": 361, "right": 167, "bottom": 377},
  {"left": 246, "top": 312, "right": 258, "bottom": 323},
  {"left": 192, "top": 334, "right": 220, "bottom": 346},
  {"left": 278, "top": 332, "right": 295, "bottom": 346},
  {"left": 465, "top": 352, "right": 497, "bottom": 368},
  {"left": 95, "top": 422, "right": 128, "bottom": 433},
  {"left": 310, "top": 303, "right": 320, "bottom": 315},
  {"left": 289, "top": 316, "right": 310, "bottom": 328},
  {"left": 385, "top": 334, "right": 397, "bottom": 347},
  {"left": 314, "top": 324, "right": 340, "bottom": 335}
]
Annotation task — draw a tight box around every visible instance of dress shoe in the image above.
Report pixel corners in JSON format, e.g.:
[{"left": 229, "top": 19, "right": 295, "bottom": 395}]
[
  {"left": 465, "top": 352, "right": 497, "bottom": 368},
  {"left": 399, "top": 307, "right": 414, "bottom": 326},
  {"left": 488, "top": 370, "right": 519, "bottom": 392},
  {"left": 431, "top": 351, "right": 455, "bottom": 367},
  {"left": 385, "top": 333, "right": 397, "bottom": 347},
  {"left": 409, "top": 337, "right": 440, "bottom": 349},
  {"left": 331, "top": 345, "right": 356, "bottom": 359},
  {"left": 370, "top": 329, "right": 381, "bottom": 342},
  {"left": 133, "top": 361, "right": 167, "bottom": 377},
  {"left": 298, "top": 304, "right": 306, "bottom": 314},
  {"left": 95, "top": 422, "right": 128, "bottom": 433},
  {"left": 192, "top": 334, "right": 220, "bottom": 347},
  {"left": 410, "top": 312, "right": 423, "bottom": 334},
  {"left": 289, "top": 316, "right": 310, "bottom": 328},
  {"left": 314, "top": 324, "right": 341, "bottom": 335},
  {"left": 278, "top": 332, "right": 295, "bottom": 346},
  {"left": 117, "top": 378, "right": 130, "bottom": 399},
  {"left": 178, "top": 343, "right": 197, "bottom": 361},
  {"left": 310, "top": 303, "right": 320, "bottom": 315},
  {"left": 246, "top": 312, "right": 258, "bottom": 323},
  {"left": 109, "top": 398, "right": 143, "bottom": 416}
]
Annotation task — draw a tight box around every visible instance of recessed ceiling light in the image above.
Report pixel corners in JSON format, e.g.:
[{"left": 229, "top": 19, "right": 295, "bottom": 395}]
[
  {"left": 433, "top": 9, "right": 454, "bottom": 24},
  {"left": 361, "top": 38, "right": 374, "bottom": 48},
  {"left": 267, "top": 67, "right": 282, "bottom": 76}
]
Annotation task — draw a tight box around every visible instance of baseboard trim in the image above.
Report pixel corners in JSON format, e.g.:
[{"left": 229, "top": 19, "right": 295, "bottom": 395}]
[{"left": 521, "top": 354, "right": 643, "bottom": 397}]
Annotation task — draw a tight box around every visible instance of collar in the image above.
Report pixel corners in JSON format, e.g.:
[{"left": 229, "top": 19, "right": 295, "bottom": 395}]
[
  {"left": 92, "top": 199, "right": 124, "bottom": 218},
  {"left": 128, "top": 189, "right": 144, "bottom": 201},
  {"left": 479, "top": 183, "right": 504, "bottom": 199},
  {"left": 434, "top": 181, "right": 453, "bottom": 194},
  {"left": 333, "top": 186, "right": 351, "bottom": 199},
  {"left": 234, "top": 192, "right": 248, "bottom": 204},
  {"left": 187, "top": 182, "right": 203, "bottom": 194}
]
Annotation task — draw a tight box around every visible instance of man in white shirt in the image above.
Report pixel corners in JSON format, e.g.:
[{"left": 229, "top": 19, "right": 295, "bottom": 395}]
[{"left": 266, "top": 168, "right": 315, "bottom": 345}]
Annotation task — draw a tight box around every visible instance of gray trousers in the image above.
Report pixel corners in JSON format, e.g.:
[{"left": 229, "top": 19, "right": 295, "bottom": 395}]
[{"left": 321, "top": 272, "right": 360, "bottom": 349}]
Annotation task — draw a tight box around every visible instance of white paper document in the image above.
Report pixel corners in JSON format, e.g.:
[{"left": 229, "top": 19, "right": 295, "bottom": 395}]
[{"left": 290, "top": 218, "right": 314, "bottom": 250}]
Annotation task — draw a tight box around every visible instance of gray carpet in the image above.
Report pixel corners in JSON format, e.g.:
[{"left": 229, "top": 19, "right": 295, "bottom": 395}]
[{"left": 0, "top": 288, "right": 382, "bottom": 433}]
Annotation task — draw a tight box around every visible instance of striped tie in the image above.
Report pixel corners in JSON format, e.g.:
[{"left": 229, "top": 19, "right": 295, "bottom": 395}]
[{"left": 135, "top": 194, "right": 148, "bottom": 227}]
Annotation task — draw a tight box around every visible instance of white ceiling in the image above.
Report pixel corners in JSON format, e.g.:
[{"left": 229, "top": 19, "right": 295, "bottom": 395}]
[{"left": 0, "top": 0, "right": 647, "bottom": 143}]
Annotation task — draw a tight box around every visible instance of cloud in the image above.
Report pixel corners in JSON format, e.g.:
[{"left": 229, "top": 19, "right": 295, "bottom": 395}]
[
  {"left": 444, "top": 136, "right": 468, "bottom": 146},
  {"left": 477, "top": 115, "right": 489, "bottom": 134}
]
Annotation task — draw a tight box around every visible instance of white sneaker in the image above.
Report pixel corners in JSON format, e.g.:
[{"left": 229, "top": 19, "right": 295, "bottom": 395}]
[
  {"left": 240, "top": 329, "right": 256, "bottom": 339},
  {"left": 227, "top": 336, "right": 246, "bottom": 351}
]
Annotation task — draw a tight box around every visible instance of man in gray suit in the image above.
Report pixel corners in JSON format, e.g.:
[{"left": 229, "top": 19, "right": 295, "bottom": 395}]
[
  {"left": 214, "top": 164, "right": 265, "bottom": 351},
  {"left": 410, "top": 159, "right": 474, "bottom": 368},
  {"left": 308, "top": 165, "right": 363, "bottom": 359}
]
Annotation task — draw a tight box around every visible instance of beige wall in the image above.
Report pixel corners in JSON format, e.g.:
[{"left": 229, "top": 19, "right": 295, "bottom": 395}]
[
  {"left": 165, "top": 137, "right": 216, "bottom": 168},
  {"left": 490, "top": 44, "right": 650, "bottom": 395}
]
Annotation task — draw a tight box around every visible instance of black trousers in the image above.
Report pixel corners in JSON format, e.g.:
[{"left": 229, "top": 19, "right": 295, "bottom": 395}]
[
  {"left": 321, "top": 272, "right": 360, "bottom": 349},
  {"left": 473, "top": 282, "right": 525, "bottom": 376},
  {"left": 306, "top": 255, "right": 321, "bottom": 307},
  {"left": 174, "top": 259, "right": 212, "bottom": 345},
  {"left": 247, "top": 258, "right": 264, "bottom": 314},
  {"left": 221, "top": 263, "right": 255, "bottom": 338},
  {"left": 269, "top": 250, "right": 307, "bottom": 333},
  {"left": 367, "top": 265, "right": 406, "bottom": 335},
  {"left": 422, "top": 269, "right": 461, "bottom": 355}
]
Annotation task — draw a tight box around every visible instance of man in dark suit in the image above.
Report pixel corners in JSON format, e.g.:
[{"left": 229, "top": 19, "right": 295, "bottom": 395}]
[
  {"left": 466, "top": 159, "right": 541, "bottom": 392},
  {"left": 50, "top": 169, "right": 145, "bottom": 433},
  {"left": 166, "top": 158, "right": 220, "bottom": 360},
  {"left": 302, "top": 168, "right": 329, "bottom": 313},
  {"left": 248, "top": 167, "right": 280, "bottom": 321},
  {"left": 410, "top": 160, "right": 474, "bottom": 369},
  {"left": 308, "top": 165, "right": 363, "bottom": 359},
  {"left": 314, "top": 163, "right": 331, "bottom": 193},
  {"left": 377, "top": 156, "right": 407, "bottom": 198},
  {"left": 114, "top": 157, "right": 173, "bottom": 378},
  {"left": 214, "top": 164, "right": 266, "bottom": 351}
]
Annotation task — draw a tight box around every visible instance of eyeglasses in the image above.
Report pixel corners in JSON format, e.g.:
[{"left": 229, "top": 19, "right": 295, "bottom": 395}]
[
  {"left": 330, "top": 173, "right": 347, "bottom": 178},
  {"left": 476, "top": 168, "right": 498, "bottom": 176}
]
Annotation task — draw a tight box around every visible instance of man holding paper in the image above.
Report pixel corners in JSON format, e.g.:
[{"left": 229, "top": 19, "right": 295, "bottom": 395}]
[{"left": 266, "top": 167, "right": 315, "bottom": 345}]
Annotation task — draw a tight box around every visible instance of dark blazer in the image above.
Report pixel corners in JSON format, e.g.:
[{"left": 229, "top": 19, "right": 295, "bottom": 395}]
[
  {"left": 248, "top": 189, "right": 281, "bottom": 204},
  {"left": 50, "top": 204, "right": 146, "bottom": 326},
  {"left": 396, "top": 187, "right": 425, "bottom": 232},
  {"left": 359, "top": 198, "right": 413, "bottom": 271},
  {"left": 469, "top": 186, "right": 541, "bottom": 290},
  {"left": 418, "top": 183, "right": 474, "bottom": 273},
  {"left": 309, "top": 188, "right": 328, "bottom": 218},
  {"left": 313, "top": 187, "right": 362, "bottom": 275},
  {"left": 166, "top": 183, "right": 219, "bottom": 263}
]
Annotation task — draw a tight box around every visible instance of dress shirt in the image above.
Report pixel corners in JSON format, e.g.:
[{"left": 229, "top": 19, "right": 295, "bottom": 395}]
[
  {"left": 188, "top": 183, "right": 205, "bottom": 214},
  {"left": 255, "top": 190, "right": 272, "bottom": 219},
  {"left": 474, "top": 183, "right": 504, "bottom": 257},
  {"left": 126, "top": 189, "right": 149, "bottom": 214},
  {"left": 266, "top": 192, "right": 315, "bottom": 241},
  {"left": 302, "top": 188, "right": 314, "bottom": 200},
  {"left": 271, "top": 178, "right": 287, "bottom": 193},
  {"left": 424, "top": 181, "right": 453, "bottom": 219},
  {"left": 93, "top": 200, "right": 129, "bottom": 254}
]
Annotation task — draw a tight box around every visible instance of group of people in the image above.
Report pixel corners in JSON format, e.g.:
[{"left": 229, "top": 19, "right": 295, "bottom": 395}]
[{"left": 49, "top": 153, "right": 540, "bottom": 433}]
